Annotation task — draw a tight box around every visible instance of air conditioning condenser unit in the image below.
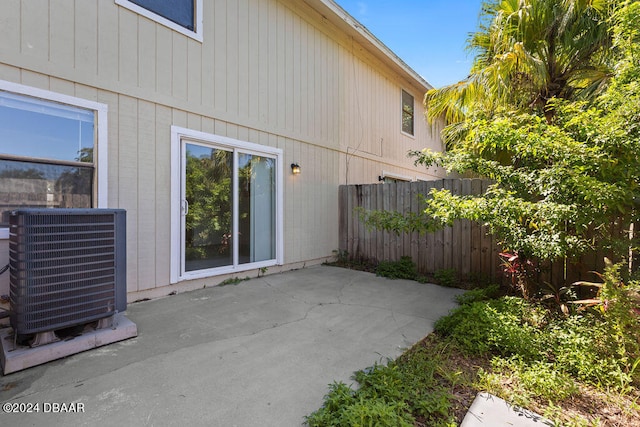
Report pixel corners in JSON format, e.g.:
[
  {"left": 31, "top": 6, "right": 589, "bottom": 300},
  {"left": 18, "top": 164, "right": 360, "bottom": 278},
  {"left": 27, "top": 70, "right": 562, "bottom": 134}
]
[{"left": 0, "top": 208, "right": 137, "bottom": 374}]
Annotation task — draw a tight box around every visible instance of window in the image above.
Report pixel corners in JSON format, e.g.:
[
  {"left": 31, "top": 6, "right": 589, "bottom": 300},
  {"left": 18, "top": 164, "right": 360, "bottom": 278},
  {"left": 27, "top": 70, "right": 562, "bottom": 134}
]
[
  {"left": 402, "top": 89, "right": 414, "bottom": 136},
  {"left": 379, "top": 171, "right": 413, "bottom": 184},
  {"left": 115, "top": 0, "right": 203, "bottom": 42},
  {"left": 170, "top": 127, "right": 283, "bottom": 283},
  {"left": 0, "top": 82, "right": 108, "bottom": 230}
]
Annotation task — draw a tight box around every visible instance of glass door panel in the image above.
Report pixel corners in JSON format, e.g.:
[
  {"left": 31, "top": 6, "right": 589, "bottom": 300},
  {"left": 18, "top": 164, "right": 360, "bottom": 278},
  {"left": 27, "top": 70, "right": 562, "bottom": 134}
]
[
  {"left": 184, "top": 143, "right": 233, "bottom": 271},
  {"left": 238, "top": 153, "right": 275, "bottom": 264}
]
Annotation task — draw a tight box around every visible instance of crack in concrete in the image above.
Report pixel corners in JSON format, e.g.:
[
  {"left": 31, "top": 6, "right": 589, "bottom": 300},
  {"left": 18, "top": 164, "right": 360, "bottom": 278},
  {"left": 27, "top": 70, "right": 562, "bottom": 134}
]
[
  {"left": 7, "top": 301, "right": 326, "bottom": 402},
  {"left": 7, "top": 275, "right": 437, "bottom": 402},
  {"left": 259, "top": 277, "right": 316, "bottom": 306},
  {"left": 260, "top": 275, "right": 435, "bottom": 325},
  {"left": 260, "top": 274, "right": 355, "bottom": 307},
  {"left": 256, "top": 276, "right": 428, "bottom": 345}
]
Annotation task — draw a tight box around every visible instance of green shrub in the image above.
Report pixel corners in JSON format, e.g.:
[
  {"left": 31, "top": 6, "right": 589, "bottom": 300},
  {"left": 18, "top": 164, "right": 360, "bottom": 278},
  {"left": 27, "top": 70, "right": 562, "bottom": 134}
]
[
  {"left": 412, "top": 389, "right": 453, "bottom": 422},
  {"left": 305, "top": 382, "right": 356, "bottom": 426},
  {"left": 338, "top": 399, "right": 414, "bottom": 427},
  {"left": 376, "top": 256, "right": 417, "bottom": 280},
  {"left": 438, "top": 267, "right": 640, "bottom": 391},
  {"left": 598, "top": 267, "right": 640, "bottom": 387},
  {"left": 435, "top": 297, "right": 545, "bottom": 359},
  {"left": 354, "top": 363, "right": 406, "bottom": 403},
  {"left": 479, "top": 357, "right": 579, "bottom": 405},
  {"left": 305, "top": 369, "right": 415, "bottom": 427},
  {"left": 416, "top": 275, "right": 431, "bottom": 284},
  {"left": 545, "top": 313, "right": 637, "bottom": 390},
  {"left": 544, "top": 262, "right": 640, "bottom": 389},
  {"left": 434, "top": 268, "right": 458, "bottom": 287},
  {"left": 306, "top": 344, "right": 461, "bottom": 427},
  {"left": 454, "top": 284, "right": 501, "bottom": 305}
]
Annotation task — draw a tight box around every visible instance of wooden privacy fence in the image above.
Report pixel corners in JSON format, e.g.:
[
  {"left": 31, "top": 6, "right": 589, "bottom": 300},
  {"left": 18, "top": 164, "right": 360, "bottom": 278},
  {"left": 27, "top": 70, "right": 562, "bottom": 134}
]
[
  {"left": 339, "top": 179, "right": 501, "bottom": 283},
  {"left": 338, "top": 179, "right": 617, "bottom": 287}
]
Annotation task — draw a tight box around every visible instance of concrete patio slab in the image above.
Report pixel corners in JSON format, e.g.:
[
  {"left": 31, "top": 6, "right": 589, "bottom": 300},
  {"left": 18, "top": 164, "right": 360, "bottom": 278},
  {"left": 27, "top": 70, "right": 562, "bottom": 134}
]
[{"left": 0, "top": 265, "right": 463, "bottom": 426}]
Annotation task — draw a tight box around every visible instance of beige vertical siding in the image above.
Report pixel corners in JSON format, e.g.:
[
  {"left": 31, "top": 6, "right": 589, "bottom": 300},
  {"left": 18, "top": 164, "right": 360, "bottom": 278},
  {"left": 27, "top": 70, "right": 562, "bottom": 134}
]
[{"left": 0, "top": 0, "right": 446, "bottom": 296}]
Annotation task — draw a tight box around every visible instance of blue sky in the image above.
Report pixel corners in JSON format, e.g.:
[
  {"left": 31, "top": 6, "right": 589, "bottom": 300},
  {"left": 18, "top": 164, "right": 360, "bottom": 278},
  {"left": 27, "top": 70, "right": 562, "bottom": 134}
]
[{"left": 334, "top": 0, "right": 485, "bottom": 88}]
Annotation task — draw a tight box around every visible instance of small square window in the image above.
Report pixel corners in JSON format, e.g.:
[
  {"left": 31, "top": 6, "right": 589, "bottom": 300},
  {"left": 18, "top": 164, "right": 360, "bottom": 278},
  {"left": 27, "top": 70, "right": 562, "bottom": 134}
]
[
  {"left": 116, "top": 0, "right": 202, "bottom": 41},
  {"left": 402, "top": 90, "right": 414, "bottom": 136}
]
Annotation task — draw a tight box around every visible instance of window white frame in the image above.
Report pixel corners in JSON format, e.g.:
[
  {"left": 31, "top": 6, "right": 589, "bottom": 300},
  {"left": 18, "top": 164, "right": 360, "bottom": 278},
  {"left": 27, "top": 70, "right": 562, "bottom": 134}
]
[
  {"left": 401, "top": 89, "right": 415, "bottom": 137},
  {"left": 0, "top": 80, "right": 108, "bottom": 239},
  {"left": 170, "top": 126, "right": 284, "bottom": 283},
  {"left": 115, "top": 0, "right": 203, "bottom": 42},
  {"left": 379, "top": 171, "right": 413, "bottom": 183}
]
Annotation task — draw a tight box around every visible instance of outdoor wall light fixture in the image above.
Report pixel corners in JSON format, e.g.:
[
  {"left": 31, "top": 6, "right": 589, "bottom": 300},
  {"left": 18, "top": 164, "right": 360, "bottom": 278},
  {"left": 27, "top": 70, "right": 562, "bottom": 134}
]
[{"left": 291, "top": 163, "right": 301, "bottom": 175}]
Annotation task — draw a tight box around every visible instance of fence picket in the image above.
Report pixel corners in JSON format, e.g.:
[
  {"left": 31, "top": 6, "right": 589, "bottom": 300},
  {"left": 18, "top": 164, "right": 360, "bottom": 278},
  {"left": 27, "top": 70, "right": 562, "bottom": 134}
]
[
  {"left": 460, "top": 179, "right": 472, "bottom": 280},
  {"left": 376, "top": 183, "right": 384, "bottom": 264},
  {"left": 443, "top": 179, "right": 453, "bottom": 271},
  {"left": 403, "top": 183, "right": 412, "bottom": 258},
  {"left": 410, "top": 183, "right": 419, "bottom": 266}
]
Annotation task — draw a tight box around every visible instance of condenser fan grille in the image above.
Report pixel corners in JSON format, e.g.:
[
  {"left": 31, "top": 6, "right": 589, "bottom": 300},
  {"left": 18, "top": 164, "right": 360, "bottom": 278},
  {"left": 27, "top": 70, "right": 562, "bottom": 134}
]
[{"left": 9, "top": 209, "right": 127, "bottom": 335}]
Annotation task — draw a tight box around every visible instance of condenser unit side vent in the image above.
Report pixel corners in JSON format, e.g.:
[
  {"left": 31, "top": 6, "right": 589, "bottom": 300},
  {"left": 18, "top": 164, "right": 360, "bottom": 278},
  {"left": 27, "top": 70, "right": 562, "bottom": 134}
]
[{"left": 9, "top": 209, "right": 127, "bottom": 336}]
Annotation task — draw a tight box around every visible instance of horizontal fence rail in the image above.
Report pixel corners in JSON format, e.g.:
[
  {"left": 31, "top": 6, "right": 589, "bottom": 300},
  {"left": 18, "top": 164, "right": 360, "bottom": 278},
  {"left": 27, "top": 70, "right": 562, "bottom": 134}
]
[{"left": 339, "top": 179, "right": 616, "bottom": 287}]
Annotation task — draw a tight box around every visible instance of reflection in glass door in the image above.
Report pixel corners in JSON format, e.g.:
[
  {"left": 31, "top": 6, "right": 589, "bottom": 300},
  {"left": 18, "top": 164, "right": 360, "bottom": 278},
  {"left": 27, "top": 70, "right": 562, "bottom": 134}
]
[{"left": 184, "top": 143, "right": 233, "bottom": 271}]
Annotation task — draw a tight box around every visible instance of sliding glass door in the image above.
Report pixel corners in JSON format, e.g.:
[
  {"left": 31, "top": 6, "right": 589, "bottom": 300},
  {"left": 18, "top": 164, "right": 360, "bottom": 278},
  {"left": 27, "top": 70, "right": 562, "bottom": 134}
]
[{"left": 174, "top": 130, "right": 281, "bottom": 281}]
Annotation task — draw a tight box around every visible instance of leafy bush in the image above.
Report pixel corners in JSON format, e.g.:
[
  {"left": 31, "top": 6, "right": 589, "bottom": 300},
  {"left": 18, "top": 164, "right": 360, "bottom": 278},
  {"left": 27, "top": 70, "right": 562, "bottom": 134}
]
[
  {"left": 305, "top": 366, "right": 417, "bottom": 427},
  {"left": 305, "top": 382, "right": 356, "bottom": 426},
  {"left": 454, "top": 284, "right": 501, "bottom": 305},
  {"left": 549, "top": 262, "right": 640, "bottom": 388},
  {"left": 306, "top": 341, "right": 461, "bottom": 427},
  {"left": 434, "top": 268, "right": 458, "bottom": 287},
  {"left": 438, "top": 264, "right": 640, "bottom": 391},
  {"left": 376, "top": 256, "right": 417, "bottom": 280},
  {"left": 478, "top": 357, "right": 579, "bottom": 406},
  {"left": 435, "top": 297, "right": 545, "bottom": 359},
  {"left": 543, "top": 315, "right": 633, "bottom": 389},
  {"left": 337, "top": 399, "right": 414, "bottom": 427}
]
